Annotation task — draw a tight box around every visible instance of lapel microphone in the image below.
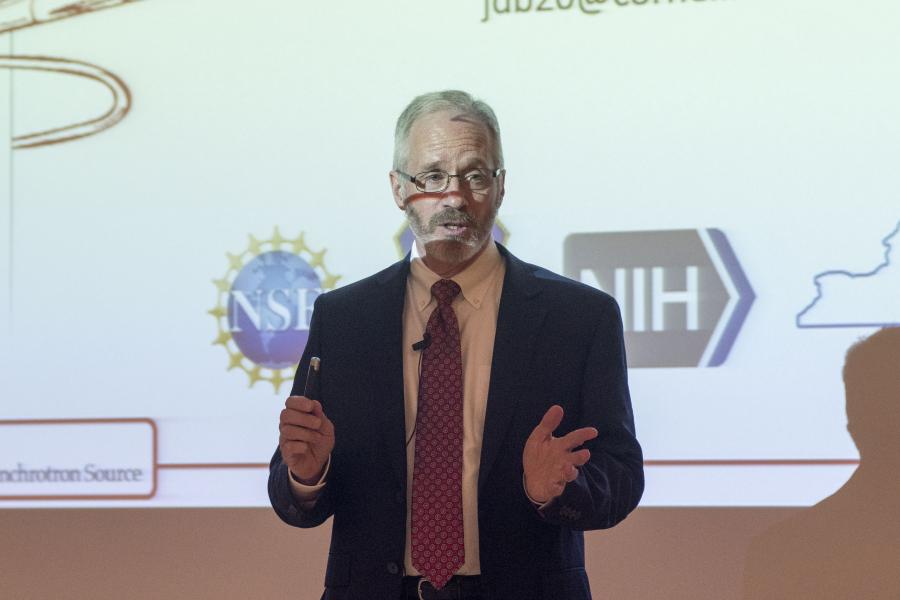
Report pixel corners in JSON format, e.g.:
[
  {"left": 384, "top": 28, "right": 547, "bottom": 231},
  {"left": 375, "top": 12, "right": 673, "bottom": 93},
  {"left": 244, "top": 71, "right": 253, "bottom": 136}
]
[{"left": 412, "top": 332, "right": 432, "bottom": 352}]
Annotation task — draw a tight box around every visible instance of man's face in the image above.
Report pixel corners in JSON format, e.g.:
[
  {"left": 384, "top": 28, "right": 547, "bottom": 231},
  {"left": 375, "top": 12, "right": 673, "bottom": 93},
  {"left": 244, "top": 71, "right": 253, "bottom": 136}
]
[{"left": 391, "top": 110, "right": 505, "bottom": 267}]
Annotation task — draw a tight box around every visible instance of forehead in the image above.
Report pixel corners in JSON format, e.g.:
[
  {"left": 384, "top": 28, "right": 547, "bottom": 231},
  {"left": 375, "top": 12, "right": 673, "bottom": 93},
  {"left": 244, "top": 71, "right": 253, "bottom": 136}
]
[{"left": 406, "top": 110, "right": 495, "bottom": 169}]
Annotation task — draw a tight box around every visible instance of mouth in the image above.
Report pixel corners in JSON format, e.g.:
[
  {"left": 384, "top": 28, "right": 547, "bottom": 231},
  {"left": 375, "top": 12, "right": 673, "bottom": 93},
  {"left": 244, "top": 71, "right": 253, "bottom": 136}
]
[
  {"left": 424, "top": 209, "right": 476, "bottom": 237},
  {"left": 439, "top": 222, "right": 471, "bottom": 233}
]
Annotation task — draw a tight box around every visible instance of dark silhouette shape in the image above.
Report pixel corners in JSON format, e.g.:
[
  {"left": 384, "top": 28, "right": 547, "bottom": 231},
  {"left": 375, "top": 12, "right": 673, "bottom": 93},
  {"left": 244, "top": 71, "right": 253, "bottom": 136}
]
[{"left": 743, "top": 327, "right": 900, "bottom": 599}]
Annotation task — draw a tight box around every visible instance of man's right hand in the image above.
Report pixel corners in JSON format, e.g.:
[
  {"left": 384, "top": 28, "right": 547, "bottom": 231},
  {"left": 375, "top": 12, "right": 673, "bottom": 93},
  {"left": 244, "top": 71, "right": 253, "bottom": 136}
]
[{"left": 279, "top": 396, "right": 335, "bottom": 485}]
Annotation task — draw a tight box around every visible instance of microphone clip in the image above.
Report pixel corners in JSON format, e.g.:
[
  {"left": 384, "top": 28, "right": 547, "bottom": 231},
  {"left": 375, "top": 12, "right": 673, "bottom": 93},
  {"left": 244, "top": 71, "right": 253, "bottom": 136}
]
[{"left": 412, "top": 332, "right": 432, "bottom": 352}]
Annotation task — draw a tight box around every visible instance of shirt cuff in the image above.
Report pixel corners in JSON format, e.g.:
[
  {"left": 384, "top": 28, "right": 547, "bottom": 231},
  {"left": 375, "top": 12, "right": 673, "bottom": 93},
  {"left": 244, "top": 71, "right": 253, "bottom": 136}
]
[
  {"left": 522, "top": 473, "right": 555, "bottom": 510},
  {"left": 288, "top": 455, "right": 331, "bottom": 503}
]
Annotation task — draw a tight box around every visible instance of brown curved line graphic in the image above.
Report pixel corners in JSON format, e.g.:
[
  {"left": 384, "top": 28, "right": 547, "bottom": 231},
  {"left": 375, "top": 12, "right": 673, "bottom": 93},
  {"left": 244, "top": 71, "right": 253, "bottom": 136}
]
[
  {"left": 0, "top": 55, "right": 132, "bottom": 149},
  {"left": 0, "top": 0, "right": 145, "bottom": 36}
]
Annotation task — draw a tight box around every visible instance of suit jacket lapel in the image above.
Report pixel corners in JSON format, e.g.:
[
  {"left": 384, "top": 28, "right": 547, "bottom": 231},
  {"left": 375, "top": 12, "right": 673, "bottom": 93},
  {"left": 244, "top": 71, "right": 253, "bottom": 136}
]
[
  {"left": 371, "top": 257, "right": 410, "bottom": 488},
  {"left": 479, "top": 245, "right": 547, "bottom": 492}
]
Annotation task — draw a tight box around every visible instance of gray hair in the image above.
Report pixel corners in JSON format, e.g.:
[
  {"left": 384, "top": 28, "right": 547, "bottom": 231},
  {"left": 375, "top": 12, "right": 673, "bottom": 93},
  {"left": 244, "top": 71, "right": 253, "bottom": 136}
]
[{"left": 392, "top": 90, "right": 504, "bottom": 171}]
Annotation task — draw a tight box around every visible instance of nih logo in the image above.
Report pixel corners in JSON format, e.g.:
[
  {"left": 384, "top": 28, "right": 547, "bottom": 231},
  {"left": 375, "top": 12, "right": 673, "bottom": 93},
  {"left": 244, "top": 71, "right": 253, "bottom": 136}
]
[{"left": 564, "top": 229, "right": 755, "bottom": 368}]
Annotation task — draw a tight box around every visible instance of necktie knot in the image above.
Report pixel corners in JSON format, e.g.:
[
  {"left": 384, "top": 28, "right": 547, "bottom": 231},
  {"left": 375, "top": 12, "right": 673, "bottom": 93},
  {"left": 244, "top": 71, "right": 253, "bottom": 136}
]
[{"left": 431, "top": 279, "right": 461, "bottom": 307}]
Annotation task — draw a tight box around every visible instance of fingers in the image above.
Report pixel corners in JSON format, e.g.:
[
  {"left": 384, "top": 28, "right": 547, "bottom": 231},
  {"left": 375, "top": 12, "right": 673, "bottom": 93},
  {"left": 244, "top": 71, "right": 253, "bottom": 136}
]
[
  {"left": 285, "top": 396, "right": 321, "bottom": 414},
  {"left": 522, "top": 427, "right": 592, "bottom": 500},
  {"left": 571, "top": 448, "right": 591, "bottom": 467},
  {"left": 533, "top": 405, "right": 564, "bottom": 439},
  {"left": 558, "top": 449, "right": 590, "bottom": 481},
  {"left": 280, "top": 440, "right": 318, "bottom": 473},
  {"left": 280, "top": 409, "right": 322, "bottom": 431},
  {"left": 279, "top": 424, "right": 324, "bottom": 445},
  {"left": 281, "top": 397, "right": 332, "bottom": 434},
  {"left": 278, "top": 395, "right": 334, "bottom": 482},
  {"left": 556, "top": 444, "right": 591, "bottom": 486},
  {"left": 281, "top": 440, "right": 311, "bottom": 457},
  {"left": 310, "top": 400, "right": 326, "bottom": 419},
  {"left": 560, "top": 426, "right": 598, "bottom": 451},
  {"left": 549, "top": 480, "right": 566, "bottom": 498},
  {"left": 279, "top": 396, "right": 333, "bottom": 452}
]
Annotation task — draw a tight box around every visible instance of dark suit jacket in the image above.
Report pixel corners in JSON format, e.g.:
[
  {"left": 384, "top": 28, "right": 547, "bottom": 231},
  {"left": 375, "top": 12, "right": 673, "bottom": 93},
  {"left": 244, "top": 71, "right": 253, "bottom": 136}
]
[{"left": 269, "top": 244, "right": 644, "bottom": 600}]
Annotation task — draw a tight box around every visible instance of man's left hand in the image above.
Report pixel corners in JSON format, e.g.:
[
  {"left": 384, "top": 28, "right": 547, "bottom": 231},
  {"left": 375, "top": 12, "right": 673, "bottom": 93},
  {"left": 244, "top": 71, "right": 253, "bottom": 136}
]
[{"left": 523, "top": 405, "right": 598, "bottom": 504}]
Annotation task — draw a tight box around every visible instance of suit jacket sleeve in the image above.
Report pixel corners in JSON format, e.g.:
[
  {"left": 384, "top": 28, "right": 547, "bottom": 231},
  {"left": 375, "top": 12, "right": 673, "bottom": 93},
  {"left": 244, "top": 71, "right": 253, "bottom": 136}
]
[
  {"left": 267, "top": 294, "right": 336, "bottom": 529},
  {"left": 537, "top": 296, "right": 644, "bottom": 530}
]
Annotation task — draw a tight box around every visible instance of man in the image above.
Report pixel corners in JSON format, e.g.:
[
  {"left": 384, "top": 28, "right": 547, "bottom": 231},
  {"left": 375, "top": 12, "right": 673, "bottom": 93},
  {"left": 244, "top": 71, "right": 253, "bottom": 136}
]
[{"left": 269, "top": 90, "right": 643, "bottom": 600}]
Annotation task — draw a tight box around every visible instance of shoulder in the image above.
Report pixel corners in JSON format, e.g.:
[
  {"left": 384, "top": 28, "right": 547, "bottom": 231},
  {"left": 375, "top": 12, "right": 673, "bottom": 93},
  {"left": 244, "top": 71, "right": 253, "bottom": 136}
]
[
  {"left": 501, "top": 246, "right": 620, "bottom": 317},
  {"left": 313, "top": 258, "right": 408, "bottom": 311}
]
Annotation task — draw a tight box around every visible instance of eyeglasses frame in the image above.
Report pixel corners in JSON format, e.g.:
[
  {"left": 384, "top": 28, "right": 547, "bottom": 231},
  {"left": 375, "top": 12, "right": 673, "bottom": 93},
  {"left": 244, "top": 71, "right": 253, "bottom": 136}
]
[{"left": 395, "top": 167, "right": 504, "bottom": 194}]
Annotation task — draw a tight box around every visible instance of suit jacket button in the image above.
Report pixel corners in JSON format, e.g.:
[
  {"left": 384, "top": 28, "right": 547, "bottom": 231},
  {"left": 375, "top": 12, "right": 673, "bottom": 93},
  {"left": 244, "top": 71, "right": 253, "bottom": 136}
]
[{"left": 386, "top": 562, "right": 400, "bottom": 575}]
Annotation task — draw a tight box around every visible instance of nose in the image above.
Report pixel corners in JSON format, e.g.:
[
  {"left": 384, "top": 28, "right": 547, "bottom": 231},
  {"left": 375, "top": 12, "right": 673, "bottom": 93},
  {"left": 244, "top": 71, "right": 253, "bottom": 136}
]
[{"left": 441, "top": 175, "right": 470, "bottom": 207}]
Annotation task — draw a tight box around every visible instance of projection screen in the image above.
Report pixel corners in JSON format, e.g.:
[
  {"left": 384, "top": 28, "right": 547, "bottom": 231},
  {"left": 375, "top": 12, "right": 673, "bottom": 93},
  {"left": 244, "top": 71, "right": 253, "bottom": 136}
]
[{"left": 1, "top": 0, "right": 897, "bottom": 507}]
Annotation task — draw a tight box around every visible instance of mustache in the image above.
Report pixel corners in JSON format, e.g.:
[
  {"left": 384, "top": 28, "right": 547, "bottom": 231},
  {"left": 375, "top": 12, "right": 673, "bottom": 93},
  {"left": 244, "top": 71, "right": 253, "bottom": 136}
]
[{"left": 427, "top": 208, "right": 476, "bottom": 229}]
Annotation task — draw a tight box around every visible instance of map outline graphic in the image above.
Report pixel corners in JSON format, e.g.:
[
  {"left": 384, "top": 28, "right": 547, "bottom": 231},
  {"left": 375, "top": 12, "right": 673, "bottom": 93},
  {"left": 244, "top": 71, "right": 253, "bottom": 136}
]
[{"left": 796, "top": 220, "right": 900, "bottom": 329}]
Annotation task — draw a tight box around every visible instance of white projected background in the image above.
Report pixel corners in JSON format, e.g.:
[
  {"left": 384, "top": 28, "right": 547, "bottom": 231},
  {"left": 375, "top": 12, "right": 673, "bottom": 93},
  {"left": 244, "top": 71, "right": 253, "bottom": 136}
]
[{"left": 1, "top": 0, "right": 897, "bottom": 507}]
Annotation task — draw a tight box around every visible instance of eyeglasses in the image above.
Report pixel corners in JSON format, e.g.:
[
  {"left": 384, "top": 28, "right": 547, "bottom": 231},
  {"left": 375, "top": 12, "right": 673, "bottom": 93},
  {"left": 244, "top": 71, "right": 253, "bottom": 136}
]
[{"left": 396, "top": 167, "right": 503, "bottom": 193}]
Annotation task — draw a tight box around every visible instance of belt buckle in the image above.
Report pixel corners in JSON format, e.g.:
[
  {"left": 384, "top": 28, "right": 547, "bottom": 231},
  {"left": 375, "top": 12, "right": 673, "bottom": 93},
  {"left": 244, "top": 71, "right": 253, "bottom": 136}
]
[
  {"left": 417, "top": 577, "right": 448, "bottom": 600},
  {"left": 417, "top": 576, "right": 459, "bottom": 600}
]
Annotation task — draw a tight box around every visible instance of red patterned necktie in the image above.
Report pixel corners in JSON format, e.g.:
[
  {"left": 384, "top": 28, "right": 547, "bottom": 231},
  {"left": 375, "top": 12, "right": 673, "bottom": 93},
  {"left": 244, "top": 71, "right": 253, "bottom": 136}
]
[{"left": 411, "top": 278, "right": 465, "bottom": 590}]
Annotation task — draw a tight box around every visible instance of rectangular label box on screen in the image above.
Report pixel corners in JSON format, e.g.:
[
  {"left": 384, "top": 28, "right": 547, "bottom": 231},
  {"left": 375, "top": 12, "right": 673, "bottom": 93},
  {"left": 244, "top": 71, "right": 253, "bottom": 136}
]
[{"left": 0, "top": 419, "right": 157, "bottom": 500}]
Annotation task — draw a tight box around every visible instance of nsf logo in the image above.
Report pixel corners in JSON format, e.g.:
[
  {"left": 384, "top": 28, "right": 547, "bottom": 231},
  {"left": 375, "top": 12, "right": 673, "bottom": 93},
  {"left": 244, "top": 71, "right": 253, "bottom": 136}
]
[{"left": 210, "top": 228, "right": 340, "bottom": 392}]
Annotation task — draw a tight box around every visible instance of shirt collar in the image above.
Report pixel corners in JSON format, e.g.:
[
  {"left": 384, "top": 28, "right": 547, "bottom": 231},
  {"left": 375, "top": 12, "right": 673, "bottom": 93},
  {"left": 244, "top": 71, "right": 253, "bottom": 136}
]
[{"left": 409, "top": 240, "right": 503, "bottom": 312}]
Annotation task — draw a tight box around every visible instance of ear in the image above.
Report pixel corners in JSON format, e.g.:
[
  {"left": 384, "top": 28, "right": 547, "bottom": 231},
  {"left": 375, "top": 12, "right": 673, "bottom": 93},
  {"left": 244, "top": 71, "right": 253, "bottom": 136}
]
[
  {"left": 389, "top": 170, "right": 405, "bottom": 210},
  {"left": 495, "top": 170, "right": 506, "bottom": 209}
]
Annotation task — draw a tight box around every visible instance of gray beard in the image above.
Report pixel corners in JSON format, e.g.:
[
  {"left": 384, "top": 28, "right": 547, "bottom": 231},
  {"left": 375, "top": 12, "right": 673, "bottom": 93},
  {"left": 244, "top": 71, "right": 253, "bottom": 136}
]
[{"left": 405, "top": 205, "right": 497, "bottom": 264}]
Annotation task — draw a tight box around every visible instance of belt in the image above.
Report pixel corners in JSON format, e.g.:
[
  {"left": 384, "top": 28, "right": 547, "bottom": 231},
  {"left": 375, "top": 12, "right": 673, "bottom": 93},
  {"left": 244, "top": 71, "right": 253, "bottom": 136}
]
[{"left": 402, "top": 575, "right": 482, "bottom": 600}]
